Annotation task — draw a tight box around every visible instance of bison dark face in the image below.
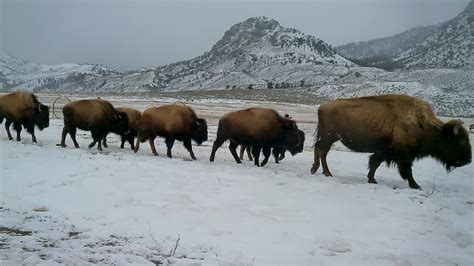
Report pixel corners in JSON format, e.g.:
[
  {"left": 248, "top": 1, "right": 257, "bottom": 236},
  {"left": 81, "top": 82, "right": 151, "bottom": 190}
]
[
  {"left": 285, "top": 129, "right": 305, "bottom": 155},
  {"left": 192, "top": 118, "right": 208, "bottom": 145},
  {"left": 35, "top": 104, "right": 50, "bottom": 130},
  {"left": 438, "top": 120, "right": 472, "bottom": 171},
  {"left": 112, "top": 112, "right": 130, "bottom": 135}
]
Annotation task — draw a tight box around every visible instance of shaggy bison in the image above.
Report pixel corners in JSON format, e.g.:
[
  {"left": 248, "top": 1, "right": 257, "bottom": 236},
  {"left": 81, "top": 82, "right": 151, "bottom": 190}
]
[
  {"left": 0, "top": 92, "right": 49, "bottom": 142},
  {"left": 134, "top": 104, "right": 208, "bottom": 160},
  {"left": 311, "top": 94, "right": 472, "bottom": 189},
  {"left": 210, "top": 108, "right": 305, "bottom": 167},
  {"left": 238, "top": 113, "right": 293, "bottom": 164},
  {"left": 102, "top": 107, "right": 141, "bottom": 150},
  {"left": 58, "top": 99, "right": 129, "bottom": 151}
]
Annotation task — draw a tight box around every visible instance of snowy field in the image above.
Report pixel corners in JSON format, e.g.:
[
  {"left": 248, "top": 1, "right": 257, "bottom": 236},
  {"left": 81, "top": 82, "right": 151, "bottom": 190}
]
[{"left": 1, "top": 95, "right": 473, "bottom": 265}]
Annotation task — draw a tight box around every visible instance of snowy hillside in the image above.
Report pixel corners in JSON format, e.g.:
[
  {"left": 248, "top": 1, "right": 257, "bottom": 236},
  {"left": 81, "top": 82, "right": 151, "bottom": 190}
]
[
  {"left": 151, "top": 16, "right": 355, "bottom": 90},
  {"left": 0, "top": 17, "right": 356, "bottom": 92},
  {"left": 336, "top": 0, "right": 473, "bottom": 70},
  {"left": 1, "top": 97, "right": 473, "bottom": 265}
]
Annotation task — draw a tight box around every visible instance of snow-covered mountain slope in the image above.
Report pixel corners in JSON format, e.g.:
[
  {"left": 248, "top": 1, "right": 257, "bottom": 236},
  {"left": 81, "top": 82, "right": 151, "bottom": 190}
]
[
  {"left": 0, "top": 50, "right": 118, "bottom": 91},
  {"left": 0, "top": 17, "right": 356, "bottom": 92},
  {"left": 151, "top": 16, "right": 355, "bottom": 90},
  {"left": 336, "top": 0, "right": 473, "bottom": 70},
  {"left": 394, "top": 0, "right": 473, "bottom": 69}
]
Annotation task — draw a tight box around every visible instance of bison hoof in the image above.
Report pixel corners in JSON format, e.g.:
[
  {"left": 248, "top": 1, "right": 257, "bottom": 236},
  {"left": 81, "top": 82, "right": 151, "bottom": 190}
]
[
  {"left": 8, "top": 136, "right": 13, "bottom": 140},
  {"left": 56, "top": 143, "right": 67, "bottom": 147},
  {"left": 323, "top": 171, "right": 333, "bottom": 177},
  {"left": 368, "top": 179, "right": 378, "bottom": 184},
  {"left": 409, "top": 183, "right": 422, "bottom": 190}
]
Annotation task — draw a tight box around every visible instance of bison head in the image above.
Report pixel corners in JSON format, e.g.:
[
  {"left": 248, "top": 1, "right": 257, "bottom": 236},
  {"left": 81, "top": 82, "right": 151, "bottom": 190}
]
[
  {"left": 112, "top": 112, "right": 130, "bottom": 135},
  {"left": 35, "top": 104, "right": 50, "bottom": 130},
  {"left": 438, "top": 120, "right": 471, "bottom": 171},
  {"left": 281, "top": 120, "right": 305, "bottom": 155},
  {"left": 192, "top": 118, "right": 208, "bottom": 145}
]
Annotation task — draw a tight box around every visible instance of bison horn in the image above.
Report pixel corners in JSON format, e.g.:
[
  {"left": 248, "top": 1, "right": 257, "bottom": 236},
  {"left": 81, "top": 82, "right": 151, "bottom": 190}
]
[
  {"left": 37, "top": 105, "right": 42, "bottom": 113},
  {"left": 454, "top": 120, "right": 463, "bottom": 135}
]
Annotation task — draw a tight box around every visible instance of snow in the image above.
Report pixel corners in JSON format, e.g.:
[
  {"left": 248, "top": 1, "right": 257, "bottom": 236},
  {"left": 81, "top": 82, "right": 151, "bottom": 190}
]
[{"left": 1, "top": 97, "right": 473, "bottom": 265}]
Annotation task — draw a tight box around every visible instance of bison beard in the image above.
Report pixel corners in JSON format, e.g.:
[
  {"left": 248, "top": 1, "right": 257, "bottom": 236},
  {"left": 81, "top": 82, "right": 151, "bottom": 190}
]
[{"left": 310, "top": 94, "right": 472, "bottom": 189}]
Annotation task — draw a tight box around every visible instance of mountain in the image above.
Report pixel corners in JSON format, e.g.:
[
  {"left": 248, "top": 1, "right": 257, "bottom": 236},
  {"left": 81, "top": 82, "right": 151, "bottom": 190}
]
[
  {"left": 151, "top": 16, "right": 355, "bottom": 90},
  {"left": 0, "top": 17, "right": 356, "bottom": 92},
  {"left": 336, "top": 1, "right": 473, "bottom": 70}
]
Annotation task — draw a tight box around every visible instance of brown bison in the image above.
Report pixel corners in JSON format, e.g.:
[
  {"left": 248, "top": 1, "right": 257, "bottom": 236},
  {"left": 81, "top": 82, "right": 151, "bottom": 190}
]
[
  {"left": 311, "top": 94, "right": 472, "bottom": 189},
  {"left": 210, "top": 108, "right": 305, "bottom": 167},
  {"left": 102, "top": 107, "right": 141, "bottom": 150},
  {"left": 58, "top": 99, "right": 129, "bottom": 151},
  {"left": 0, "top": 92, "right": 49, "bottom": 142},
  {"left": 238, "top": 113, "right": 293, "bottom": 163},
  {"left": 134, "top": 104, "right": 208, "bottom": 160}
]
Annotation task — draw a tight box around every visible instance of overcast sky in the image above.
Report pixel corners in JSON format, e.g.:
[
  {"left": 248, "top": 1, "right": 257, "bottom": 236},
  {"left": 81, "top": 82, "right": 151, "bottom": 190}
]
[{"left": 1, "top": 0, "right": 470, "bottom": 71}]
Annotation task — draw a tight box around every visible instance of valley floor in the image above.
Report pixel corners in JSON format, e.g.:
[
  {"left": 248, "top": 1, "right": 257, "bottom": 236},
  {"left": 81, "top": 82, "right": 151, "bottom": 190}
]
[{"left": 1, "top": 95, "right": 473, "bottom": 265}]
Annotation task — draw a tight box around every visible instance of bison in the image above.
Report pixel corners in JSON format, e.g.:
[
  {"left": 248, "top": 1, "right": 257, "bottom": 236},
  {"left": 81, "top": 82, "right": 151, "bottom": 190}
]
[
  {"left": 101, "top": 107, "right": 141, "bottom": 150},
  {"left": 0, "top": 92, "right": 49, "bottom": 142},
  {"left": 58, "top": 99, "right": 129, "bottom": 151},
  {"left": 239, "top": 113, "right": 293, "bottom": 163},
  {"left": 311, "top": 94, "right": 472, "bottom": 189},
  {"left": 134, "top": 104, "right": 208, "bottom": 160},
  {"left": 209, "top": 108, "right": 305, "bottom": 167}
]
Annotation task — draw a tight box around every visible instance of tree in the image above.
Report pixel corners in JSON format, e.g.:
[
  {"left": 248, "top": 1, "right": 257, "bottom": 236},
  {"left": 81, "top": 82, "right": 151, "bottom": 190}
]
[
  {"left": 267, "top": 82, "right": 273, "bottom": 89},
  {"left": 247, "top": 84, "right": 254, "bottom": 90},
  {"left": 300, "top": 80, "right": 305, "bottom": 87}
]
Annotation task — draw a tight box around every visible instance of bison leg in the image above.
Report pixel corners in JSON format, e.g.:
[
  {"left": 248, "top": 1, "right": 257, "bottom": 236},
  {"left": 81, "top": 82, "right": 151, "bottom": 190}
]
[
  {"left": 183, "top": 139, "right": 196, "bottom": 160},
  {"left": 89, "top": 130, "right": 103, "bottom": 151},
  {"left": 102, "top": 135, "right": 108, "bottom": 148},
  {"left": 260, "top": 147, "right": 272, "bottom": 167},
  {"left": 228, "top": 141, "right": 242, "bottom": 164},
  {"left": 367, "top": 153, "right": 384, "bottom": 184},
  {"left": 69, "top": 127, "right": 79, "bottom": 148},
  {"left": 320, "top": 149, "right": 333, "bottom": 177},
  {"left": 239, "top": 145, "right": 245, "bottom": 160},
  {"left": 398, "top": 161, "right": 421, "bottom": 190},
  {"left": 127, "top": 134, "right": 135, "bottom": 150},
  {"left": 134, "top": 132, "right": 141, "bottom": 153},
  {"left": 252, "top": 146, "right": 261, "bottom": 167},
  {"left": 148, "top": 136, "right": 158, "bottom": 156},
  {"left": 166, "top": 138, "right": 175, "bottom": 158},
  {"left": 120, "top": 135, "right": 126, "bottom": 149},
  {"left": 30, "top": 128, "right": 37, "bottom": 143},
  {"left": 209, "top": 135, "right": 227, "bottom": 162},
  {"left": 246, "top": 146, "right": 253, "bottom": 161},
  {"left": 311, "top": 143, "right": 321, "bottom": 174},
  {"left": 13, "top": 122, "right": 22, "bottom": 141},
  {"left": 5, "top": 119, "right": 13, "bottom": 140}
]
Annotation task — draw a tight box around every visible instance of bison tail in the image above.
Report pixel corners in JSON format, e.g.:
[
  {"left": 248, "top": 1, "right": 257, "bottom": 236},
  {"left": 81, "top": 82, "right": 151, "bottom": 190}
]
[{"left": 313, "top": 124, "right": 321, "bottom": 147}]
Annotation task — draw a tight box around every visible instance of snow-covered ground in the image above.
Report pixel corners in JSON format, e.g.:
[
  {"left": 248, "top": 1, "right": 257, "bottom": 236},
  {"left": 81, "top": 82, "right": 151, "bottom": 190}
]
[{"left": 1, "top": 97, "right": 473, "bottom": 265}]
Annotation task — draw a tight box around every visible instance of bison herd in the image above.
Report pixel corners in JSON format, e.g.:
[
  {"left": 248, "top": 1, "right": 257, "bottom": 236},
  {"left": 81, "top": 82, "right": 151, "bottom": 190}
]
[{"left": 1, "top": 92, "right": 472, "bottom": 189}]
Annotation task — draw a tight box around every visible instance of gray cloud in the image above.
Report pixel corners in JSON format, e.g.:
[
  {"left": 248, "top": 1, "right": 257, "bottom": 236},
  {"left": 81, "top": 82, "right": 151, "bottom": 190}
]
[{"left": 1, "top": 0, "right": 469, "bottom": 71}]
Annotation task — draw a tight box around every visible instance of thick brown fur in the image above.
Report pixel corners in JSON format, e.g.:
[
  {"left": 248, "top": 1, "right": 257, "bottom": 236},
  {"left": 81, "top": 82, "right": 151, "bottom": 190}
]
[
  {"left": 102, "top": 107, "right": 141, "bottom": 150},
  {"left": 311, "top": 94, "right": 472, "bottom": 189},
  {"left": 0, "top": 92, "right": 50, "bottom": 142},
  {"left": 210, "top": 108, "right": 305, "bottom": 167},
  {"left": 134, "top": 104, "right": 208, "bottom": 160},
  {"left": 58, "top": 99, "right": 129, "bottom": 151}
]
